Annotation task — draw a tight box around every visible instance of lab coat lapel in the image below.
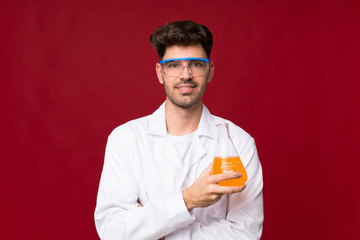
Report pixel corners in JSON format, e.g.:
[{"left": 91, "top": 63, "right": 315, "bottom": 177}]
[
  {"left": 186, "top": 105, "right": 217, "bottom": 169},
  {"left": 177, "top": 106, "right": 217, "bottom": 190},
  {"left": 147, "top": 102, "right": 183, "bottom": 169},
  {"left": 162, "top": 140, "right": 182, "bottom": 169},
  {"left": 176, "top": 136, "right": 206, "bottom": 191},
  {"left": 186, "top": 134, "right": 206, "bottom": 169}
]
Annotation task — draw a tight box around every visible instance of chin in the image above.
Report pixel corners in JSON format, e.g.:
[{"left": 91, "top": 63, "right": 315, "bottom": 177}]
[{"left": 170, "top": 98, "right": 202, "bottom": 109}]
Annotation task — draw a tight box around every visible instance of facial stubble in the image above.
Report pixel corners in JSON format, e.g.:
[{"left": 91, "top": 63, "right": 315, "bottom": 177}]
[{"left": 163, "top": 78, "right": 208, "bottom": 109}]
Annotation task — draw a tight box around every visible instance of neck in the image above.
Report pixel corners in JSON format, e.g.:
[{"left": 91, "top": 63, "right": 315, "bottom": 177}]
[{"left": 165, "top": 100, "right": 203, "bottom": 136}]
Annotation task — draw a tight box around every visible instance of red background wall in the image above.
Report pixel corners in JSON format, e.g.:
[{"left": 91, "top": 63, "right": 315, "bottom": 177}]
[{"left": 1, "top": 0, "right": 359, "bottom": 239}]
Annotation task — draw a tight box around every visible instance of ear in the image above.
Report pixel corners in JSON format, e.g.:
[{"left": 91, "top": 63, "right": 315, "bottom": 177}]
[
  {"left": 207, "top": 61, "right": 214, "bottom": 83},
  {"left": 156, "top": 63, "right": 164, "bottom": 84}
]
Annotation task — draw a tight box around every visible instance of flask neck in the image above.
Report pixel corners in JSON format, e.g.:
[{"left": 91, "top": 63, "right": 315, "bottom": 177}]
[
  {"left": 215, "top": 123, "right": 238, "bottom": 157},
  {"left": 216, "top": 123, "right": 230, "bottom": 139}
]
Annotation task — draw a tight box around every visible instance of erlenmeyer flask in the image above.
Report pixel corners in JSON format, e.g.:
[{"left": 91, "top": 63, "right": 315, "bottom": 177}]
[{"left": 210, "top": 123, "right": 248, "bottom": 186}]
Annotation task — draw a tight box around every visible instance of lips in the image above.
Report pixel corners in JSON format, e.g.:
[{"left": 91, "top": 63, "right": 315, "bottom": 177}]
[
  {"left": 175, "top": 81, "right": 198, "bottom": 88},
  {"left": 177, "top": 84, "right": 195, "bottom": 89},
  {"left": 176, "top": 84, "right": 196, "bottom": 94}
]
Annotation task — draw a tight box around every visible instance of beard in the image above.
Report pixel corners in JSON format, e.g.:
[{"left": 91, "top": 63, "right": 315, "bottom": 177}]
[{"left": 163, "top": 79, "right": 208, "bottom": 109}]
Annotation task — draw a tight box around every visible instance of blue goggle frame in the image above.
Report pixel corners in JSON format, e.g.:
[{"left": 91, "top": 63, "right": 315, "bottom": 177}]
[{"left": 160, "top": 57, "right": 210, "bottom": 64}]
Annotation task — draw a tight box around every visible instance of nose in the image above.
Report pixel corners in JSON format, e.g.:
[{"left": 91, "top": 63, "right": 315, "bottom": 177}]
[{"left": 180, "top": 65, "right": 192, "bottom": 79}]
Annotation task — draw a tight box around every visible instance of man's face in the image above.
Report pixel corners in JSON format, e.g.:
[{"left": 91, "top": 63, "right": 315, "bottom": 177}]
[{"left": 156, "top": 44, "right": 214, "bottom": 109}]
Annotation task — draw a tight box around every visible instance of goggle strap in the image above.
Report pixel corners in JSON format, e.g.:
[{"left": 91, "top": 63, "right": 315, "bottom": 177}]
[{"left": 160, "top": 58, "right": 210, "bottom": 64}]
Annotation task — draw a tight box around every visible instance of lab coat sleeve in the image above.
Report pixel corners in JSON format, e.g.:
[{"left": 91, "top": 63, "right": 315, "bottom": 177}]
[
  {"left": 167, "top": 137, "right": 264, "bottom": 240},
  {"left": 94, "top": 127, "right": 194, "bottom": 240}
]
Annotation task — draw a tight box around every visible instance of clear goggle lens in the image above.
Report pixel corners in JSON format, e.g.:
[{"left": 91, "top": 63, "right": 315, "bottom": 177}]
[{"left": 160, "top": 58, "right": 210, "bottom": 77}]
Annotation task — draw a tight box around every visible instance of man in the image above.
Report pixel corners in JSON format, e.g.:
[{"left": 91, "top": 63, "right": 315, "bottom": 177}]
[{"left": 95, "top": 20, "right": 264, "bottom": 239}]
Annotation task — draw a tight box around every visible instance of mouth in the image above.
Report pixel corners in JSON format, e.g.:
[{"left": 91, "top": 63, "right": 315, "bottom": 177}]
[{"left": 175, "top": 84, "right": 197, "bottom": 94}]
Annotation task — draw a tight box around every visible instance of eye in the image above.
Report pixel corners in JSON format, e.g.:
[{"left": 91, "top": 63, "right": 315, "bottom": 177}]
[
  {"left": 166, "top": 61, "right": 180, "bottom": 68},
  {"left": 191, "top": 61, "right": 205, "bottom": 68}
]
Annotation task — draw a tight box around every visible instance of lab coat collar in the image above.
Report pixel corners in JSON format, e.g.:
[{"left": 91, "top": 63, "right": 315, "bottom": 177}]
[
  {"left": 197, "top": 104, "right": 217, "bottom": 139},
  {"left": 147, "top": 101, "right": 217, "bottom": 139},
  {"left": 147, "top": 102, "right": 168, "bottom": 136}
]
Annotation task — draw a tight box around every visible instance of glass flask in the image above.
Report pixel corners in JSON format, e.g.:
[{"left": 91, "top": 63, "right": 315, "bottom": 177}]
[{"left": 210, "top": 123, "right": 248, "bottom": 186}]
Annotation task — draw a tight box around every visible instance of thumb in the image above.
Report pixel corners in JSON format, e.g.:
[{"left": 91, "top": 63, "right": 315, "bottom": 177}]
[{"left": 199, "top": 162, "right": 213, "bottom": 177}]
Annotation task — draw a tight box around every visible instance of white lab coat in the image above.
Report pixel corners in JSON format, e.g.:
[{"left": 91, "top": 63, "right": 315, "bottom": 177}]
[{"left": 95, "top": 103, "right": 264, "bottom": 240}]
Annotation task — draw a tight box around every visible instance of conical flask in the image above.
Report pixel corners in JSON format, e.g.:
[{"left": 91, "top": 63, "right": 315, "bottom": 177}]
[{"left": 210, "top": 123, "right": 248, "bottom": 186}]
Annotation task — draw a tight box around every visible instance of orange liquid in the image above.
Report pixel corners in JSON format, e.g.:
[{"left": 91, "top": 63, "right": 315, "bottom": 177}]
[{"left": 211, "top": 156, "right": 248, "bottom": 186}]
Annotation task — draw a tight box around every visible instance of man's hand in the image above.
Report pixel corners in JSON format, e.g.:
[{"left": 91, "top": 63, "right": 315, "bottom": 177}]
[{"left": 182, "top": 163, "right": 246, "bottom": 211}]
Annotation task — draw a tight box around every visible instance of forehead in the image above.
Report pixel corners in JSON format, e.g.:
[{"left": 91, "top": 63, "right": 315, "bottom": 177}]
[{"left": 163, "top": 44, "right": 207, "bottom": 60}]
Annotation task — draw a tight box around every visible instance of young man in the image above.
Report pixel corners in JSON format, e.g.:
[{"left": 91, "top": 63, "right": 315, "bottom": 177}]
[{"left": 95, "top": 20, "right": 264, "bottom": 240}]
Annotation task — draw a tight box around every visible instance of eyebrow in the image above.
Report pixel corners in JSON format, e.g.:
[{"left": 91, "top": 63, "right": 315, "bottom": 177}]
[{"left": 160, "top": 58, "right": 210, "bottom": 64}]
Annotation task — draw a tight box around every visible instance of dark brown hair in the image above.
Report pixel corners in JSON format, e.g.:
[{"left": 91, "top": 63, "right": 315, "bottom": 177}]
[{"left": 150, "top": 20, "right": 213, "bottom": 60}]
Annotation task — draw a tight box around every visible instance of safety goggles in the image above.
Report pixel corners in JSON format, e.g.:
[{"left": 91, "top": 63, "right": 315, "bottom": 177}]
[{"left": 160, "top": 57, "right": 210, "bottom": 77}]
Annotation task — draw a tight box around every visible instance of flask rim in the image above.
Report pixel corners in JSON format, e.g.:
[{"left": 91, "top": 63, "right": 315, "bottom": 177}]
[{"left": 216, "top": 123, "right": 229, "bottom": 127}]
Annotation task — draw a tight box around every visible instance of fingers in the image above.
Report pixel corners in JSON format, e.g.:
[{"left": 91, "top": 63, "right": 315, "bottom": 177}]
[
  {"left": 196, "top": 162, "right": 213, "bottom": 180},
  {"left": 214, "top": 184, "right": 247, "bottom": 195},
  {"left": 209, "top": 171, "right": 243, "bottom": 184},
  {"left": 201, "top": 163, "right": 213, "bottom": 177},
  {"left": 206, "top": 172, "right": 246, "bottom": 195}
]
